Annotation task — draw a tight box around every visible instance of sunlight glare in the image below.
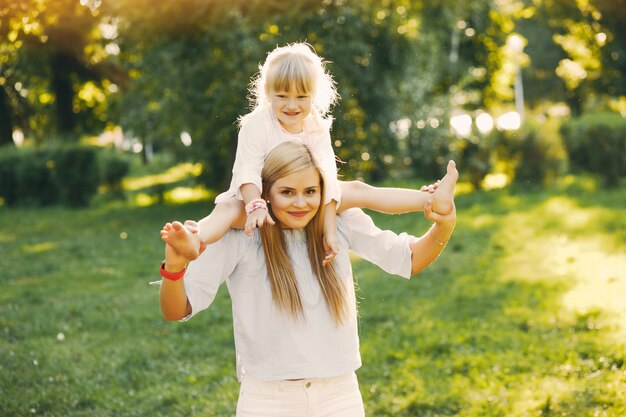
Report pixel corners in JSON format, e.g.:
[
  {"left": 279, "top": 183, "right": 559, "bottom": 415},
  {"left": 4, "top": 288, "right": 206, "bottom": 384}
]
[
  {"left": 496, "top": 111, "right": 521, "bottom": 130},
  {"left": 475, "top": 112, "right": 494, "bottom": 134},
  {"left": 450, "top": 114, "right": 472, "bottom": 137},
  {"left": 180, "top": 131, "right": 192, "bottom": 147}
]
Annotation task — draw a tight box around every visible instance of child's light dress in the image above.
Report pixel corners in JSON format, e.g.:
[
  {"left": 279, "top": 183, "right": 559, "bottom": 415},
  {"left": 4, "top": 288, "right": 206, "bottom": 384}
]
[{"left": 215, "top": 106, "right": 341, "bottom": 206}]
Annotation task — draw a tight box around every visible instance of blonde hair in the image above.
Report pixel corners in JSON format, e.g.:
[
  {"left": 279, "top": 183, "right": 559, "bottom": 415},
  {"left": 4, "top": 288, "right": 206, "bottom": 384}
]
[
  {"left": 249, "top": 43, "right": 339, "bottom": 120},
  {"left": 260, "top": 142, "right": 347, "bottom": 324}
]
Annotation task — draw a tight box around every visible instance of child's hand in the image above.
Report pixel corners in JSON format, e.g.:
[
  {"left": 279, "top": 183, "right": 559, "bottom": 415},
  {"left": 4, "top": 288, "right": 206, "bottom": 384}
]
[
  {"left": 323, "top": 232, "right": 339, "bottom": 266},
  {"left": 420, "top": 180, "right": 440, "bottom": 193},
  {"left": 245, "top": 208, "right": 275, "bottom": 236}
]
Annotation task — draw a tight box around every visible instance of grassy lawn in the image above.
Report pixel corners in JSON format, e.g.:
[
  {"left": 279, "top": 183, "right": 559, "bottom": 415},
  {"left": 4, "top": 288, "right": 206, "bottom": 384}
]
[{"left": 1, "top": 175, "right": 625, "bottom": 416}]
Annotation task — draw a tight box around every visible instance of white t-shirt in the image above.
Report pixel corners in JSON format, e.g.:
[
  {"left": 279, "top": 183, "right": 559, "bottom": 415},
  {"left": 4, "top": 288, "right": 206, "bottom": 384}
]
[
  {"left": 181, "top": 208, "right": 417, "bottom": 381},
  {"left": 215, "top": 106, "right": 341, "bottom": 205}
]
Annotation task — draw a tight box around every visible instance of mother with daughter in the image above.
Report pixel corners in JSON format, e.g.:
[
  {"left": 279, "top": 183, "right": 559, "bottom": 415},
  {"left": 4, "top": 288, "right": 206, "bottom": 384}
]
[{"left": 158, "top": 140, "right": 457, "bottom": 417}]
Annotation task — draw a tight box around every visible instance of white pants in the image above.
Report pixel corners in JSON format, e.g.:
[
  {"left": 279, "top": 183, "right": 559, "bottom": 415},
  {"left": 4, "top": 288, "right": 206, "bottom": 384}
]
[{"left": 235, "top": 373, "right": 365, "bottom": 417}]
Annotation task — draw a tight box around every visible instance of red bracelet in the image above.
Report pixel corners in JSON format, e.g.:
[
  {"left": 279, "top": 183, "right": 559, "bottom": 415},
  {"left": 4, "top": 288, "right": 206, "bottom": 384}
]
[{"left": 160, "top": 261, "right": 186, "bottom": 281}]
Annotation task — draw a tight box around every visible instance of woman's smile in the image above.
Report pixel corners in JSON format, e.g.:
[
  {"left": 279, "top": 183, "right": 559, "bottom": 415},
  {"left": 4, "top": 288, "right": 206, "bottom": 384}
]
[{"left": 288, "top": 211, "right": 310, "bottom": 217}]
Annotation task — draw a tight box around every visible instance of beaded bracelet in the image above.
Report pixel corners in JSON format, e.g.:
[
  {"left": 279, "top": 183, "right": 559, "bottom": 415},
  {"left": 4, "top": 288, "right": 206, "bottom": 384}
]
[
  {"left": 245, "top": 198, "right": 268, "bottom": 216},
  {"left": 160, "top": 261, "right": 186, "bottom": 281}
]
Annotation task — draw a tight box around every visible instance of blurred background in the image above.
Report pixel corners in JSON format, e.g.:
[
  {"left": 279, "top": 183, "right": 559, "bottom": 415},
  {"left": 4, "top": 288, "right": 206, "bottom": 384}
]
[
  {"left": 1, "top": 0, "right": 624, "bottom": 200},
  {"left": 1, "top": 1, "right": 626, "bottom": 416}
]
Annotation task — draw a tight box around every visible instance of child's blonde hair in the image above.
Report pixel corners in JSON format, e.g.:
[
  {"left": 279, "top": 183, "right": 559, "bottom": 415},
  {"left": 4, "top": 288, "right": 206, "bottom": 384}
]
[
  {"left": 249, "top": 43, "right": 339, "bottom": 119},
  {"left": 260, "top": 141, "right": 348, "bottom": 324}
]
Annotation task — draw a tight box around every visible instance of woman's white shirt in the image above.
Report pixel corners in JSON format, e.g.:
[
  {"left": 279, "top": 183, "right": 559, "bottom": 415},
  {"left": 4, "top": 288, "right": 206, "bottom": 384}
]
[
  {"left": 181, "top": 208, "right": 417, "bottom": 382},
  {"left": 215, "top": 106, "right": 341, "bottom": 205}
]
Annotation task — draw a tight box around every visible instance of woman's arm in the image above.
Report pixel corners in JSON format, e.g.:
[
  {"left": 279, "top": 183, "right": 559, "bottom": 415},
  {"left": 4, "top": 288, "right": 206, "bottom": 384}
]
[
  {"left": 160, "top": 244, "right": 192, "bottom": 320},
  {"left": 159, "top": 220, "right": 240, "bottom": 321},
  {"left": 410, "top": 200, "right": 456, "bottom": 275}
]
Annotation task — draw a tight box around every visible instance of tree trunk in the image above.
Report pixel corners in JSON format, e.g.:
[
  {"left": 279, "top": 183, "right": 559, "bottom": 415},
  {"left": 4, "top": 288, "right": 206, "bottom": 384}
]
[
  {"left": 51, "top": 51, "right": 76, "bottom": 137},
  {"left": 0, "top": 86, "right": 14, "bottom": 147}
]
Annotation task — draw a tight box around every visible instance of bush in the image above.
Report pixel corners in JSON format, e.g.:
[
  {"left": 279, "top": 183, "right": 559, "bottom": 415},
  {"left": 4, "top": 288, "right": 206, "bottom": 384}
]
[
  {"left": 454, "top": 135, "right": 492, "bottom": 189},
  {"left": 0, "top": 147, "right": 59, "bottom": 206},
  {"left": 561, "top": 112, "right": 626, "bottom": 187},
  {"left": 0, "top": 147, "right": 22, "bottom": 206},
  {"left": 488, "top": 121, "right": 566, "bottom": 187},
  {"left": 407, "top": 125, "right": 455, "bottom": 179},
  {"left": 0, "top": 145, "right": 129, "bottom": 207},
  {"left": 99, "top": 151, "right": 131, "bottom": 198},
  {"left": 53, "top": 146, "right": 100, "bottom": 207}
]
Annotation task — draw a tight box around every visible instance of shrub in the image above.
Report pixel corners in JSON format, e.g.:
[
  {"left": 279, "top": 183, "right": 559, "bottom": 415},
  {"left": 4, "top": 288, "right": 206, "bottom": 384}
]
[
  {"left": 561, "top": 112, "right": 626, "bottom": 187},
  {"left": 454, "top": 135, "right": 492, "bottom": 189},
  {"left": 407, "top": 125, "right": 455, "bottom": 179},
  {"left": 0, "top": 145, "right": 129, "bottom": 207},
  {"left": 488, "top": 121, "right": 566, "bottom": 187},
  {"left": 99, "top": 151, "right": 131, "bottom": 198},
  {"left": 53, "top": 146, "right": 100, "bottom": 207},
  {"left": 18, "top": 148, "right": 59, "bottom": 206},
  {"left": 0, "top": 147, "right": 21, "bottom": 206},
  {"left": 0, "top": 147, "right": 58, "bottom": 207}
]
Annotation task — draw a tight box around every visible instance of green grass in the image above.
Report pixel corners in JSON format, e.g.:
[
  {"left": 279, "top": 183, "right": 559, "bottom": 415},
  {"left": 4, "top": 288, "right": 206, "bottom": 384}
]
[{"left": 1, "top": 176, "right": 625, "bottom": 416}]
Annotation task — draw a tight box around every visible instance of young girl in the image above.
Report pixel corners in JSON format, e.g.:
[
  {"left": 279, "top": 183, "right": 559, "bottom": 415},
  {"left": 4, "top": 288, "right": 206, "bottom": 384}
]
[{"left": 164, "top": 42, "right": 456, "bottom": 263}]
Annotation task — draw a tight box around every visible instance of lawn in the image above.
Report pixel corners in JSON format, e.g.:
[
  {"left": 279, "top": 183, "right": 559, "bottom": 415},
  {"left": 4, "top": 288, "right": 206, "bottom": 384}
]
[{"left": 1, "top": 174, "right": 625, "bottom": 417}]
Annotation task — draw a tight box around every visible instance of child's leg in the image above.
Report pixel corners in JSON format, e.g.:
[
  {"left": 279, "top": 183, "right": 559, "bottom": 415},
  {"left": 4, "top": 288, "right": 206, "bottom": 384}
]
[
  {"left": 431, "top": 160, "right": 457, "bottom": 215},
  {"left": 339, "top": 181, "right": 431, "bottom": 213},
  {"left": 339, "top": 160, "right": 457, "bottom": 215},
  {"left": 161, "top": 198, "right": 244, "bottom": 260}
]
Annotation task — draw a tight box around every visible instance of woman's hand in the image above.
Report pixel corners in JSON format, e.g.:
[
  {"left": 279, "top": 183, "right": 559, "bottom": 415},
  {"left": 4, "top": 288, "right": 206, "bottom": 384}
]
[{"left": 423, "top": 199, "right": 456, "bottom": 226}]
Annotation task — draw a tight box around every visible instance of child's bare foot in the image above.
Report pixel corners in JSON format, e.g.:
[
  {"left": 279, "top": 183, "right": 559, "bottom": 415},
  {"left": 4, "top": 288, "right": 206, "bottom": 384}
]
[
  {"left": 431, "top": 160, "right": 458, "bottom": 215},
  {"left": 160, "top": 221, "right": 202, "bottom": 261}
]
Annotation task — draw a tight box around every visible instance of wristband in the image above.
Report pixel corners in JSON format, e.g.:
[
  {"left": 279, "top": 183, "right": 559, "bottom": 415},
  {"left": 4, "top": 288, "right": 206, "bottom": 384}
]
[
  {"left": 245, "top": 198, "right": 268, "bottom": 216},
  {"left": 160, "top": 261, "right": 186, "bottom": 281},
  {"left": 428, "top": 228, "right": 448, "bottom": 246}
]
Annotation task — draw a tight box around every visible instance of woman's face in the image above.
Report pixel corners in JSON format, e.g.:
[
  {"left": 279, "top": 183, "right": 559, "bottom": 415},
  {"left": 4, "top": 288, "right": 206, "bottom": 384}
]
[{"left": 267, "top": 167, "right": 321, "bottom": 229}]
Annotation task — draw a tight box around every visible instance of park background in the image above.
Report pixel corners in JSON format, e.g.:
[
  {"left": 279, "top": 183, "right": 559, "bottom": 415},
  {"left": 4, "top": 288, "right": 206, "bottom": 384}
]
[{"left": 1, "top": 0, "right": 625, "bottom": 416}]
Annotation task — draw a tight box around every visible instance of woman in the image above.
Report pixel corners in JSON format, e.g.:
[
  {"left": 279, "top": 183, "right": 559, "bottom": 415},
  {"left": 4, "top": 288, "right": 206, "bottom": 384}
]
[{"left": 159, "top": 141, "right": 457, "bottom": 417}]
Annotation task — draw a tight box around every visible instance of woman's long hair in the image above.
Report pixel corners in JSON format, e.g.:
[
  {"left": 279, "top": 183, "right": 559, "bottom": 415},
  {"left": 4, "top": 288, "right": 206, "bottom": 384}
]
[{"left": 260, "top": 142, "right": 347, "bottom": 325}]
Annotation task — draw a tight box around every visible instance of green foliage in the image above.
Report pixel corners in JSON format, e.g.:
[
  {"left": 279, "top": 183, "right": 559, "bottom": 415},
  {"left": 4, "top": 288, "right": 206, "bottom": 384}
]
[
  {"left": 54, "top": 146, "right": 101, "bottom": 207},
  {"left": 454, "top": 135, "right": 492, "bottom": 189},
  {"left": 99, "top": 150, "right": 131, "bottom": 197},
  {"left": 560, "top": 112, "right": 626, "bottom": 186},
  {"left": 407, "top": 124, "right": 456, "bottom": 179},
  {"left": 0, "top": 147, "right": 59, "bottom": 206},
  {"left": 0, "top": 0, "right": 122, "bottom": 142},
  {"left": 0, "top": 145, "right": 131, "bottom": 207},
  {"left": 489, "top": 121, "right": 566, "bottom": 187}
]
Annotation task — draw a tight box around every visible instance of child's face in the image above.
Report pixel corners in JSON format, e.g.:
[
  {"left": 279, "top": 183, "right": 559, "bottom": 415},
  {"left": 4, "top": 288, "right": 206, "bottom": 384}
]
[{"left": 269, "top": 89, "right": 313, "bottom": 134}]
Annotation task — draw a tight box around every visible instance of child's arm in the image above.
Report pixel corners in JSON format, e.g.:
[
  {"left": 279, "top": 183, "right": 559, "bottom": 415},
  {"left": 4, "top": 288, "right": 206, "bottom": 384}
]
[{"left": 241, "top": 183, "right": 275, "bottom": 236}]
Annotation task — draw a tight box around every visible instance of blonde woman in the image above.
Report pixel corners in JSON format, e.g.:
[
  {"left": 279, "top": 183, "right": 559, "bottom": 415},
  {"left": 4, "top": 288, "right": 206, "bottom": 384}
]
[{"left": 159, "top": 142, "right": 457, "bottom": 417}]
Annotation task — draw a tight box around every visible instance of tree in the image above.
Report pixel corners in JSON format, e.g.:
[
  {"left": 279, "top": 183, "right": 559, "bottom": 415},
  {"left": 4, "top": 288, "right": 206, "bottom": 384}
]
[{"left": 0, "top": 0, "right": 124, "bottom": 145}]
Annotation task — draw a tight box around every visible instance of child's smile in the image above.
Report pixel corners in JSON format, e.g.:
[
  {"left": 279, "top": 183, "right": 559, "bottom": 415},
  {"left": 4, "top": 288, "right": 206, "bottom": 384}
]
[{"left": 269, "top": 89, "right": 313, "bottom": 134}]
